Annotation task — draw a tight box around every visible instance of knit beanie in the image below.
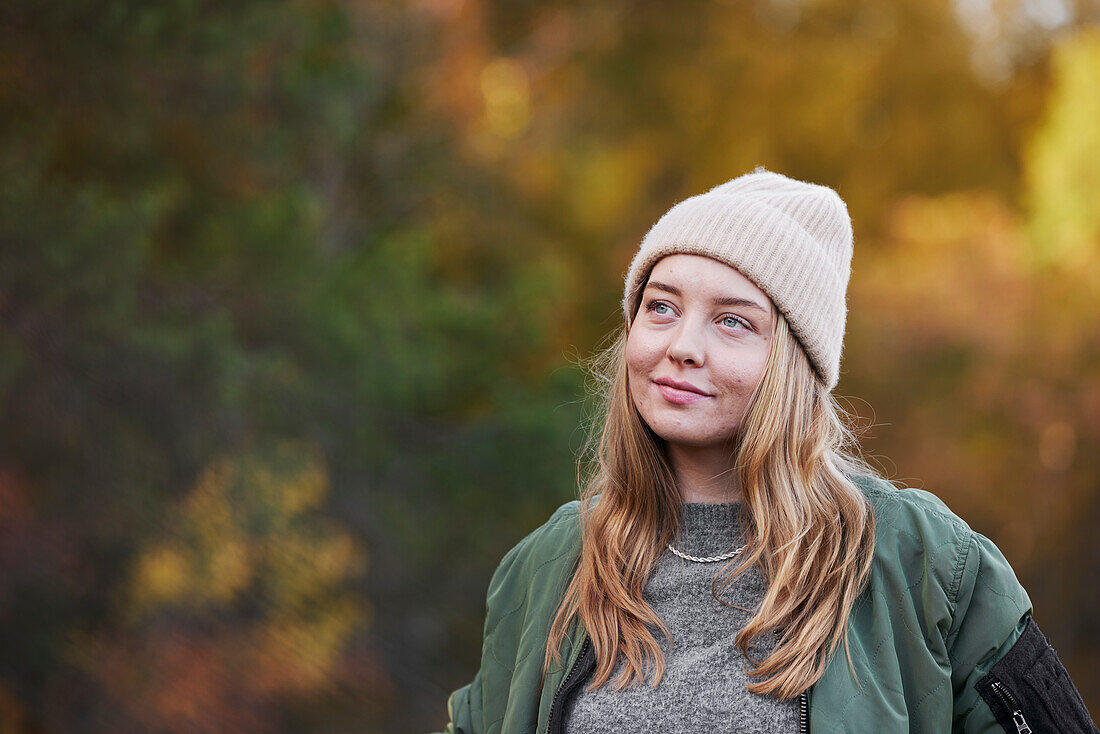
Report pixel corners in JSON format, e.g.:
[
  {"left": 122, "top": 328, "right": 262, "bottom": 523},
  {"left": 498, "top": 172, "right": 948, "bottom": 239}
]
[{"left": 622, "top": 167, "right": 853, "bottom": 390}]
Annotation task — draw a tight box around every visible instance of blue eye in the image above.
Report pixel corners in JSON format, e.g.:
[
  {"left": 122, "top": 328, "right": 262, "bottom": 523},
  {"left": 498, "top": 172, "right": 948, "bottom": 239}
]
[
  {"left": 722, "top": 315, "right": 748, "bottom": 330},
  {"left": 646, "top": 300, "right": 673, "bottom": 316}
]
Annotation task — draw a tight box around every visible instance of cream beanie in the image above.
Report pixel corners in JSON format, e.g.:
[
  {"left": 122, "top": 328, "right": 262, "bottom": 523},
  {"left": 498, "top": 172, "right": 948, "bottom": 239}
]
[{"left": 622, "top": 167, "right": 853, "bottom": 390}]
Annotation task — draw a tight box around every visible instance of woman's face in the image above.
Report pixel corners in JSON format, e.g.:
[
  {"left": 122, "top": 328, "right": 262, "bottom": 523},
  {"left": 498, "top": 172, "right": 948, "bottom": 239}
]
[{"left": 626, "top": 254, "right": 775, "bottom": 450}]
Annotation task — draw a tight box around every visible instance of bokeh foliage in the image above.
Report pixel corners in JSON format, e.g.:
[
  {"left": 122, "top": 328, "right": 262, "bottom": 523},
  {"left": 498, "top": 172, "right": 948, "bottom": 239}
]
[{"left": 1, "top": 0, "right": 1098, "bottom": 731}]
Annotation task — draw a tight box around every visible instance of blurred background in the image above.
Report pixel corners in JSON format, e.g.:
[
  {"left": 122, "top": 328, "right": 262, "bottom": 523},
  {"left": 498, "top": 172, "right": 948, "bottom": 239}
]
[{"left": 1, "top": 0, "right": 1099, "bottom": 731}]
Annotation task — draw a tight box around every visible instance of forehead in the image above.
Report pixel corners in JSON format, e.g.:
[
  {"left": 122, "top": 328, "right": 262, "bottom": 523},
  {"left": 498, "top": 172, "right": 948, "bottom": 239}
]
[{"left": 646, "top": 254, "right": 771, "bottom": 306}]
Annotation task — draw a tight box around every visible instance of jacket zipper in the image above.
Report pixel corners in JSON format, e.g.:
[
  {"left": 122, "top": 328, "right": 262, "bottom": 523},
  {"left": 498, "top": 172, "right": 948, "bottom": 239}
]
[
  {"left": 799, "top": 689, "right": 810, "bottom": 734},
  {"left": 546, "top": 636, "right": 592, "bottom": 734},
  {"left": 990, "top": 680, "right": 1032, "bottom": 734}
]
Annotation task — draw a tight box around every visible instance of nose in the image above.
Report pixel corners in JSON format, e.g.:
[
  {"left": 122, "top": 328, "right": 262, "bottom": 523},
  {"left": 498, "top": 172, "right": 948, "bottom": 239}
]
[{"left": 667, "top": 318, "right": 705, "bottom": 366}]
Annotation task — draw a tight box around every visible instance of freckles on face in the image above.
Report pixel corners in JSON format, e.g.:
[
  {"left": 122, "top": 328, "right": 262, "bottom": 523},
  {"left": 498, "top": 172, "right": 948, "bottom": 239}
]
[{"left": 625, "top": 254, "right": 774, "bottom": 449}]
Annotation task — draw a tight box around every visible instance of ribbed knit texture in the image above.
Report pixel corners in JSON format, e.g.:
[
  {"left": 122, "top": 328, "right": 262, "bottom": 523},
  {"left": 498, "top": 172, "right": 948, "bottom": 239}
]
[
  {"left": 622, "top": 168, "right": 853, "bottom": 390},
  {"left": 563, "top": 503, "right": 799, "bottom": 733}
]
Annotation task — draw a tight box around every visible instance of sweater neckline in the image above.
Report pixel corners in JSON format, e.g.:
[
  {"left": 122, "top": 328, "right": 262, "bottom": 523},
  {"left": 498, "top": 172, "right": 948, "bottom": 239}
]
[{"left": 675, "top": 501, "right": 745, "bottom": 557}]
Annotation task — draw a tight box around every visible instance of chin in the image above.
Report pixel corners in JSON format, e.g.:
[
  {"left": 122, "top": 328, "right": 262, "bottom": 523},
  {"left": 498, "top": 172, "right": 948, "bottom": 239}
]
[
  {"left": 647, "top": 425, "right": 734, "bottom": 449},
  {"left": 669, "top": 438, "right": 733, "bottom": 450}
]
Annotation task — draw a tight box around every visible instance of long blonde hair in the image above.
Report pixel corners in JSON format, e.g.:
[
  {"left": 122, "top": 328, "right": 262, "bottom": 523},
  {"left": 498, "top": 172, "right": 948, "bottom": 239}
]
[{"left": 544, "top": 301, "right": 877, "bottom": 700}]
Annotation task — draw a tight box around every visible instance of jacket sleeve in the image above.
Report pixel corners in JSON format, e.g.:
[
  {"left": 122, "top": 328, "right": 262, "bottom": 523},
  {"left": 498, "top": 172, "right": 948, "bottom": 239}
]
[
  {"left": 433, "top": 500, "right": 584, "bottom": 734},
  {"left": 437, "top": 671, "right": 483, "bottom": 734},
  {"left": 433, "top": 501, "right": 577, "bottom": 734},
  {"left": 948, "top": 529, "right": 1031, "bottom": 733},
  {"left": 949, "top": 530, "right": 1098, "bottom": 733},
  {"left": 431, "top": 538, "right": 525, "bottom": 734},
  {"left": 433, "top": 541, "right": 519, "bottom": 734}
]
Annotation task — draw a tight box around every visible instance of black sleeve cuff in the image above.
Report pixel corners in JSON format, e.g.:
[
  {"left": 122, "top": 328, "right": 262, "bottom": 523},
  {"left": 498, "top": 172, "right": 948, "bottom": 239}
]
[{"left": 976, "top": 617, "right": 1098, "bottom": 733}]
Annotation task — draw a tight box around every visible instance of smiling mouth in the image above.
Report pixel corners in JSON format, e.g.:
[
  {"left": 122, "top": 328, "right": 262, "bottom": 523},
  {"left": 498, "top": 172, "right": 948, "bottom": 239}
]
[{"left": 654, "top": 381, "right": 711, "bottom": 405}]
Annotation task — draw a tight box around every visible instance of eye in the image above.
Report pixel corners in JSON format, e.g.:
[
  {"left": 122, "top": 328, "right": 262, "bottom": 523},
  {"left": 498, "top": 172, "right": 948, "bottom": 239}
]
[
  {"left": 645, "top": 300, "right": 674, "bottom": 316},
  {"left": 721, "top": 314, "right": 750, "bottom": 330}
]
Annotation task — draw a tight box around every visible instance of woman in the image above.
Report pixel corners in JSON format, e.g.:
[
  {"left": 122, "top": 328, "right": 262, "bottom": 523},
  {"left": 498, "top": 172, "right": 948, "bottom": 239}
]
[{"left": 438, "top": 169, "right": 1097, "bottom": 733}]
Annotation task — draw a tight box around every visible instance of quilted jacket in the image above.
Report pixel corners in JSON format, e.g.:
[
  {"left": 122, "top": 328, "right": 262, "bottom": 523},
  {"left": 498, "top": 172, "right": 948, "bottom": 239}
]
[{"left": 438, "top": 474, "right": 1097, "bottom": 733}]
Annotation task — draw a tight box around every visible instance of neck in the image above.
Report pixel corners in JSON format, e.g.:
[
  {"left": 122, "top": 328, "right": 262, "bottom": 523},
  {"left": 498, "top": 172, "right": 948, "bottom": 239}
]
[{"left": 666, "top": 442, "right": 742, "bottom": 503}]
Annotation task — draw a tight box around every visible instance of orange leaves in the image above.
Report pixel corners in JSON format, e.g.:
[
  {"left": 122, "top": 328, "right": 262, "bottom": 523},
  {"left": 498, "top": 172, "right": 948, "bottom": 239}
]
[{"left": 101, "top": 443, "right": 368, "bottom": 730}]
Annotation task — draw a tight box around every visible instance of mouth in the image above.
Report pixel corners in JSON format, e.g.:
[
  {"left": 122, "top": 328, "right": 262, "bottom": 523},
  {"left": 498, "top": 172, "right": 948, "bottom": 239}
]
[{"left": 653, "top": 378, "right": 712, "bottom": 404}]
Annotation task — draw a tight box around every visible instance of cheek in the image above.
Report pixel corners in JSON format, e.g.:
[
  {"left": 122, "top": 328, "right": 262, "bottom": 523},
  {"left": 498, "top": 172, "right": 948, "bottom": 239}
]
[
  {"left": 747, "top": 348, "right": 771, "bottom": 387},
  {"left": 625, "top": 330, "right": 663, "bottom": 371},
  {"left": 624, "top": 334, "right": 655, "bottom": 404},
  {"left": 716, "top": 351, "right": 770, "bottom": 395},
  {"left": 624, "top": 332, "right": 646, "bottom": 376}
]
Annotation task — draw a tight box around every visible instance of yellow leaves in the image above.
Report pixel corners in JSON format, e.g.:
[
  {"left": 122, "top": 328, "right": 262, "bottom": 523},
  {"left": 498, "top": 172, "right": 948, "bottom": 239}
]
[
  {"left": 257, "top": 598, "right": 365, "bottom": 692},
  {"left": 848, "top": 155, "right": 1100, "bottom": 569},
  {"left": 132, "top": 545, "right": 191, "bottom": 606},
  {"left": 568, "top": 135, "right": 661, "bottom": 234},
  {"left": 206, "top": 538, "right": 253, "bottom": 602},
  {"left": 129, "top": 441, "right": 365, "bottom": 620},
  {"left": 479, "top": 58, "right": 531, "bottom": 140},
  {"left": 312, "top": 531, "right": 362, "bottom": 583},
  {"left": 116, "top": 440, "right": 368, "bottom": 718},
  {"left": 186, "top": 443, "right": 328, "bottom": 527},
  {"left": 464, "top": 57, "right": 534, "bottom": 160},
  {"left": 859, "top": 190, "right": 1029, "bottom": 357},
  {"left": 262, "top": 523, "right": 366, "bottom": 610},
  {"left": 1026, "top": 27, "right": 1100, "bottom": 265},
  {"left": 888, "top": 190, "right": 1018, "bottom": 250}
]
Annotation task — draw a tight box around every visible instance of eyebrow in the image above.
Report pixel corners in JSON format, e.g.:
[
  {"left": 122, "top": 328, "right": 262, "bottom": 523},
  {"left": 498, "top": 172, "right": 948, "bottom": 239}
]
[{"left": 645, "top": 280, "right": 771, "bottom": 315}]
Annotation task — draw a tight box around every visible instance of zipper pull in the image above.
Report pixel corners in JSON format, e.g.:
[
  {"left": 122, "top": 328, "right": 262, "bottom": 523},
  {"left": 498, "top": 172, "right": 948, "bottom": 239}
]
[{"left": 990, "top": 681, "right": 1032, "bottom": 734}]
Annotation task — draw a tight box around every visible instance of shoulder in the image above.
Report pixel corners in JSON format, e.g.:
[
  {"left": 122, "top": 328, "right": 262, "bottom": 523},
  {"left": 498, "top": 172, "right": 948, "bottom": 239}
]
[
  {"left": 500, "top": 500, "right": 583, "bottom": 566},
  {"left": 849, "top": 472, "right": 1031, "bottom": 643},
  {"left": 850, "top": 473, "right": 974, "bottom": 603},
  {"left": 852, "top": 471, "right": 971, "bottom": 541},
  {"left": 856, "top": 474, "right": 974, "bottom": 580}
]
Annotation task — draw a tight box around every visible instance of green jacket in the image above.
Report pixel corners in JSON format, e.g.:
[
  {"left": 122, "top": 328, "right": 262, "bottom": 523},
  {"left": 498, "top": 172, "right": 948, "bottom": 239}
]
[{"left": 441, "top": 475, "right": 1067, "bottom": 733}]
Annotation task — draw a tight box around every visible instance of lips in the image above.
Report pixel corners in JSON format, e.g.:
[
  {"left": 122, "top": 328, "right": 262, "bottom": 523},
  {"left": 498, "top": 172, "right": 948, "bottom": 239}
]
[
  {"left": 653, "top": 377, "right": 711, "bottom": 396},
  {"left": 653, "top": 377, "right": 712, "bottom": 405}
]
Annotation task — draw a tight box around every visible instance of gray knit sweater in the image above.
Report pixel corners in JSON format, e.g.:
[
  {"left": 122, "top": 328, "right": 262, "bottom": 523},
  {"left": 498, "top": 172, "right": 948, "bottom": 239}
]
[{"left": 563, "top": 502, "right": 799, "bottom": 733}]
